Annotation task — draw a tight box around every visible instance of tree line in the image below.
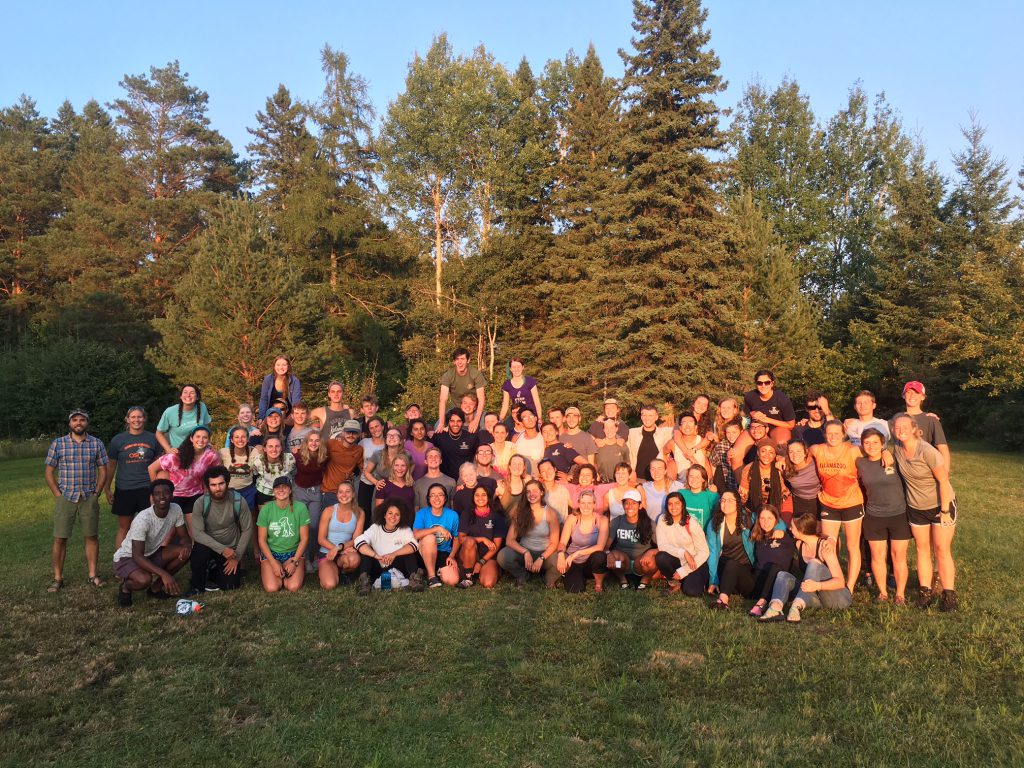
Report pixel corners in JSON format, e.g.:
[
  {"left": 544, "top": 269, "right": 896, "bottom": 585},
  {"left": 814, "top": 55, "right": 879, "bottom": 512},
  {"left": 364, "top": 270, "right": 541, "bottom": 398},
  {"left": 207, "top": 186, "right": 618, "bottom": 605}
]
[{"left": 1, "top": 0, "right": 1021, "bottom": 446}]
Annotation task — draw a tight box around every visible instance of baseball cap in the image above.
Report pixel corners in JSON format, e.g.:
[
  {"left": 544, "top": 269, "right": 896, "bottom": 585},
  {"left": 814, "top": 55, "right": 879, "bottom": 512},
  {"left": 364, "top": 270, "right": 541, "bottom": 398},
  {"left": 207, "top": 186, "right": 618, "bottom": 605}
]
[
  {"left": 272, "top": 476, "right": 293, "bottom": 489},
  {"left": 565, "top": 406, "right": 582, "bottom": 416},
  {"left": 68, "top": 408, "right": 90, "bottom": 420},
  {"left": 623, "top": 489, "right": 642, "bottom": 503},
  {"left": 603, "top": 398, "right": 618, "bottom": 406},
  {"left": 265, "top": 407, "right": 284, "bottom": 417},
  {"left": 903, "top": 381, "right": 926, "bottom": 395},
  {"left": 342, "top": 419, "right": 363, "bottom": 433},
  {"left": 755, "top": 438, "right": 777, "bottom": 450}
]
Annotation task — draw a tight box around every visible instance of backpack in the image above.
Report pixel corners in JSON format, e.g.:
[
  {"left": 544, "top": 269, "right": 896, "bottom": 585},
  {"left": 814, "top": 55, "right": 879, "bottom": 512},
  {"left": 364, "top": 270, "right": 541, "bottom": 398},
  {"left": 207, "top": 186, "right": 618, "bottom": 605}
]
[{"left": 199, "top": 490, "right": 243, "bottom": 527}]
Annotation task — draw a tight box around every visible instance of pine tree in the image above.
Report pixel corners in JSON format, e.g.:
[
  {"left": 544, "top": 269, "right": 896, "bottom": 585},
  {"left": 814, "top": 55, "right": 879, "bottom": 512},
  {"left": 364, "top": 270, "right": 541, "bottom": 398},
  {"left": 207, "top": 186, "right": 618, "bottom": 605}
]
[
  {"left": 246, "top": 84, "right": 317, "bottom": 211},
  {"left": 149, "top": 198, "right": 336, "bottom": 418},
  {"left": 593, "top": 0, "right": 745, "bottom": 406}
]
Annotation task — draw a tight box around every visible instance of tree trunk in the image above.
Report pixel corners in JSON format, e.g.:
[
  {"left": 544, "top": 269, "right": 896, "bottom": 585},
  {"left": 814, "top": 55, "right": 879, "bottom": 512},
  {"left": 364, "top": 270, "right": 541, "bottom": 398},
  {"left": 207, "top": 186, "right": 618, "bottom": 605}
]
[{"left": 432, "top": 180, "right": 443, "bottom": 307}]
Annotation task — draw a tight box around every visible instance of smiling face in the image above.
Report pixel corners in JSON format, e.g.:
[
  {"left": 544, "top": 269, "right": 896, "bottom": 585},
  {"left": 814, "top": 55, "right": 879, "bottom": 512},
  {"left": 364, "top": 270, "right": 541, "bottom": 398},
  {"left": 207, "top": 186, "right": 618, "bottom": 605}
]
[
  {"left": 693, "top": 396, "right": 710, "bottom": 417},
  {"left": 614, "top": 464, "right": 630, "bottom": 485},
  {"left": 720, "top": 492, "right": 739, "bottom": 516},
  {"left": 385, "top": 429, "right": 402, "bottom": 447},
  {"left": 640, "top": 407, "right": 658, "bottom": 429},
  {"left": 180, "top": 386, "right": 198, "bottom": 406},
  {"left": 666, "top": 495, "right": 683, "bottom": 518},
  {"left": 577, "top": 467, "right": 595, "bottom": 486},
  {"left": 758, "top": 507, "right": 777, "bottom": 533},
  {"left": 492, "top": 423, "right": 508, "bottom": 443},
  {"left": 391, "top": 457, "right": 409, "bottom": 480},
  {"left": 126, "top": 409, "right": 145, "bottom": 432},
  {"left": 757, "top": 443, "right": 777, "bottom": 465},
  {"left": 447, "top": 412, "right": 464, "bottom": 434},
  {"left": 538, "top": 462, "right": 555, "bottom": 482},
  {"left": 426, "top": 449, "right": 442, "bottom": 470},
  {"left": 428, "top": 486, "right": 447, "bottom": 509},
  {"left": 541, "top": 423, "right": 558, "bottom": 445},
  {"left": 509, "top": 359, "right": 524, "bottom": 378},
  {"left": 453, "top": 353, "right": 470, "bottom": 375},
  {"left": 854, "top": 394, "right": 875, "bottom": 419},
  {"left": 649, "top": 458, "right": 666, "bottom": 482},
  {"left": 475, "top": 445, "right": 493, "bottom": 466},
  {"left": 679, "top": 415, "right": 696, "bottom": 435},
  {"left": 151, "top": 483, "right": 173, "bottom": 513},
  {"left": 238, "top": 404, "right": 254, "bottom": 424},
  {"left": 473, "top": 486, "right": 489, "bottom": 509},
  {"left": 307, "top": 433, "right": 321, "bottom": 453},
  {"left": 578, "top": 493, "right": 595, "bottom": 515},
  {"left": 719, "top": 398, "right": 737, "bottom": 421},
  {"left": 893, "top": 416, "right": 916, "bottom": 443},
  {"left": 368, "top": 419, "right": 384, "bottom": 439},
  {"left": 190, "top": 430, "right": 210, "bottom": 451},
  {"left": 328, "top": 383, "right": 344, "bottom": 405},
  {"left": 264, "top": 437, "right": 282, "bottom": 460},
  {"left": 686, "top": 466, "right": 704, "bottom": 492},
  {"left": 459, "top": 464, "right": 479, "bottom": 486},
  {"left": 565, "top": 411, "right": 581, "bottom": 429},
  {"left": 230, "top": 427, "right": 249, "bottom": 449},
  {"left": 273, "top": 482, "right": 292, "bottom": 504},
  {"left": 787, "top": 442, "right": 807, "bottom": 465},
  {"left": 526, "top": 482, "right": 543, "bottom": 505},
  {"left": 824, "top": 423, "right": 845, "bottom": 448},
  {"left": 520, "top": 410, "right": 537, "bottom": 430},
  {"left": 862, "top": 433, "right": 884, "bottom": 460},
  {"left": 265, "top": 412, "right": 282, "bottom": 431},
  {"left": 603, "top": 418, "right": 619, "bottom": 439},
  {"left": 411, "top": 421, "right": 427, "bottom": 441},
  {"left": 291, "top": 406, "right": 308, "bottom": 427},
  {"left": 273, "top": 357, "right": 290, "bottom": 376},
  {"left": 384, "top": 505, "right": 401, "bottom": 529},
  {"left": 338, "top": 483, "right": 354, "bottom": 505}
]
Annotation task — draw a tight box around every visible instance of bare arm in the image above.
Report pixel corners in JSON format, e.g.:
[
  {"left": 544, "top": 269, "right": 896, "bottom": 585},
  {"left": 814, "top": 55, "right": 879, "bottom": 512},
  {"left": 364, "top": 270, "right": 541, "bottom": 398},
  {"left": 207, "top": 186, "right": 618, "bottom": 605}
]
[{"left": 44, "top": 465, "right": 61, "bottom": 497}]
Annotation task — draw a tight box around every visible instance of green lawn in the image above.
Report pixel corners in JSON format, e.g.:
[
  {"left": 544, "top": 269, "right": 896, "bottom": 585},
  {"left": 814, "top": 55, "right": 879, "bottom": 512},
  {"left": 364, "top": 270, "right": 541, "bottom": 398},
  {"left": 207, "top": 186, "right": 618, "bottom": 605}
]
[{"left": 2, "top": 443, "right": 1023, "bottom": 767}]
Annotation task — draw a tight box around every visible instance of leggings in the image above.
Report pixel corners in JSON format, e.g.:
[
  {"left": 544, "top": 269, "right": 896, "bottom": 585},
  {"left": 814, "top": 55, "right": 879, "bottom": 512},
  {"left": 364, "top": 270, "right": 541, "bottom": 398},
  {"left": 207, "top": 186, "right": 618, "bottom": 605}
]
[
  {"left": 717, "top": 557, "right": 755, "bottom": 597},
  {"left": 654, "top": 552, "right": 710, "bottom": 596},
  {"left": 563, "top": 551, "right": 608, "bottom": 593},
  {"left": 751, "top": 563, "right": 786, "bottom": 602}
]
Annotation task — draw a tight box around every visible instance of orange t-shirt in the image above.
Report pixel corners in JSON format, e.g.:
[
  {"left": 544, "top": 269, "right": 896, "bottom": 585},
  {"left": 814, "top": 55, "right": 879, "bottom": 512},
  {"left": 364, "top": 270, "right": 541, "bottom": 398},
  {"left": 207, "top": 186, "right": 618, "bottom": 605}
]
[{"left": 812, "top": 443, "right": 864, "bottom": 509}]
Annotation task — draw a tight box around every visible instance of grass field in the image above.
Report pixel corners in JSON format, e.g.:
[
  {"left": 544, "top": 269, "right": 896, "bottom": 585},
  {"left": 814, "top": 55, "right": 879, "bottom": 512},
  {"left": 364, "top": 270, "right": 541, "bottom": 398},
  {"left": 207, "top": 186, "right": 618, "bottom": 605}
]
[{"left": 2, "top": 443, "right": 1023, "bottom": 768}]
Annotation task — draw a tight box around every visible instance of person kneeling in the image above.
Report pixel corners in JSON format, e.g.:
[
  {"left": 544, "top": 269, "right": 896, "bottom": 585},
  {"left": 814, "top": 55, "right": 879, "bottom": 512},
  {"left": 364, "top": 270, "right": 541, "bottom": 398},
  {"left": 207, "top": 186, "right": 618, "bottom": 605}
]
[
  {"left": 759, "top": 513, "right": 851, "bottom": 623},
  {"left": 456, "top": 485, "right": 507, "bottom": 588},
  {"left": 190, "top": 466, "right": 253, "bottom": 594},
  {"left": 606, "top": 489, "right": 658, "bottom": 589},
  {"left": 317, "top": 480, "right": 365, "bottom": 590},
  {"left": 256, "top": 476, "right": 309, "bottom": 593},
  {"left": 354, "top": 498, "right": 425, "bottom": 595},
  {"left": 114, "top": 479, "right": 192, "bottom": 607}
]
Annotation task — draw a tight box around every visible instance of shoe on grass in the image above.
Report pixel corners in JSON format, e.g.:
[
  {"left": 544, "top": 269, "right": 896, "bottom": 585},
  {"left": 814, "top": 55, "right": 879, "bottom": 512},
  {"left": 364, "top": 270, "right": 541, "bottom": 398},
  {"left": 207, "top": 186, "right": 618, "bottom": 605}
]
[
  {"left": 356, "top": 573, "right": 372, "bottom": 597},
  {"left": 939, "top": 589, "right": 958, "bottom": 612},
  {"left": 749, "top": 604, "right": 765, "bottom": 618},
  {"left": 428, "top": 575, "right": 442, "bottom": 588},
  {"left": 786, "top": 604, "right": 803, "bottom": 624},
  {"left": 915, "top": 587, "right": 934, "bottom": 610},
  {"left": 458, "top": 578, "right": 473, "bottom": 589},
  {"left": 117, "top": 585, "right": 133, "bottom": 608}
]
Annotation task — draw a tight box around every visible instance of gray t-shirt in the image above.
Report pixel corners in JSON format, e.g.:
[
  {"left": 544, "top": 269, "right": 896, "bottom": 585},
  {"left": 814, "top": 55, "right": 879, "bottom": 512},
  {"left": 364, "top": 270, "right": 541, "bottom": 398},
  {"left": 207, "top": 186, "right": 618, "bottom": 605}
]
[
  {"left": 413, "top": 473, "right": 457, "bottom": 511},
  {"left": 889, "top": 412, "right": 947, "bottom": 447},
  {"left": 192, "top": 492, "right": 254, "bottom": 554},
  {"left": 287, "top": 426, "right": 313, "bottom": 453},
  {"left": 319, "top": 407, "right": 352, "bottom": 441},
  {"left": 113, "top": 504, "right": 184, "bottom": 562},
  {"left": 562, "top": 430, "right": 598, "bottom": 460},
  {"left": 595, "top": 443, "right": 630, "bottom": 483},
  {"left": 107, "top": 431, "right": 161, "bottom": 490},
  {"left": 893, "top": 441, "right": 942, "bottom": 510},
  {"left": 440, "top": 366, "right": 487, "bottom": 402},
  {"left": 856, "top": 457, "right": 907, "bottom": 517}
]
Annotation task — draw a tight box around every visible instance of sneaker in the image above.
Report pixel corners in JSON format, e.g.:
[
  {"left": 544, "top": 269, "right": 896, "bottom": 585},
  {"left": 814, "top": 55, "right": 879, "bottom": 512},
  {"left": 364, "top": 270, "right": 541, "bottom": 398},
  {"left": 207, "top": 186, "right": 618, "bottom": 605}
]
[
  {"left": 204, "top": 584, "right": 221, "bottom": 593},
  {"left": 428, "top": 576, "right": 442, "bottom": 589},
  {"left": 915, "top": 587, "right": 934, "bottom": 610},
  {"left": 408, "top": 569, "right": 427, "bottom": 593},
  {"left": 117, "top": 586, "right": 133, "bottom": 608},
  {"left": 356, "top": 573, "right": 372, "bottom": 597},
  {"left": 458, "top": 578, "right": 473, "bottom": 589},
  {"left": 939, "top": 589, "right": 958, "bottom": 612}
]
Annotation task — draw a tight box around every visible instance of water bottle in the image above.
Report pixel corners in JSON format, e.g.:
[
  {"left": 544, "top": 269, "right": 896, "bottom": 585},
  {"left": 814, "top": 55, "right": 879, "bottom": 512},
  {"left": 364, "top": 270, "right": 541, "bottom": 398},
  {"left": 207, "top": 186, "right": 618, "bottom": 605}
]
[
  {"left": 381, "top": 570, "right": 392, "bottom": 591},
  {"left": 175, "top": 599, "right": 203, "bottom": 615}
]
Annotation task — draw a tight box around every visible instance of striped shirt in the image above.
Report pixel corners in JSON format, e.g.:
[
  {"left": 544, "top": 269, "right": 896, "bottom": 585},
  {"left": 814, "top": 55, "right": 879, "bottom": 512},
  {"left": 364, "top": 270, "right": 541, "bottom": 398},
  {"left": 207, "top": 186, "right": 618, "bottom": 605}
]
[{"left": 45, "top": 434, "right": 109, "bottom": 501}]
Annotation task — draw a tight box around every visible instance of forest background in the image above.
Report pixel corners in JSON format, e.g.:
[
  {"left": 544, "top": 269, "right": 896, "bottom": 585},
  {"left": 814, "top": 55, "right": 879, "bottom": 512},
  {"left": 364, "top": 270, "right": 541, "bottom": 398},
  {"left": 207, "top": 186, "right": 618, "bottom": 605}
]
[{"left": 2, "top": 0, "right": 1022, "bottom": 446}]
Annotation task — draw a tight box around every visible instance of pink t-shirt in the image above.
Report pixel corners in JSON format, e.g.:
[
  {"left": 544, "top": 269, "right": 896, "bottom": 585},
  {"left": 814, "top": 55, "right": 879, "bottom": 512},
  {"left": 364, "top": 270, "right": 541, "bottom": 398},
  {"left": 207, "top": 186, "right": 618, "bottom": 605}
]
[{"left": 159, "top": 448, "right": 221, "bottom": 497}]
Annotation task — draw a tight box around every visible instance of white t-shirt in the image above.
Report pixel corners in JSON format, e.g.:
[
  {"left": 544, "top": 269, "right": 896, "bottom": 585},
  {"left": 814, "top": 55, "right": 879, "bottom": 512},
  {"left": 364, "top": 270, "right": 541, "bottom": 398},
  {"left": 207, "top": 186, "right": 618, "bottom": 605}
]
[
  {"left": 354, "top": 524, "right": 418, "bottom": 557},
  {"left": 113, "top": 504, "right": 184, "bottom": 562}
]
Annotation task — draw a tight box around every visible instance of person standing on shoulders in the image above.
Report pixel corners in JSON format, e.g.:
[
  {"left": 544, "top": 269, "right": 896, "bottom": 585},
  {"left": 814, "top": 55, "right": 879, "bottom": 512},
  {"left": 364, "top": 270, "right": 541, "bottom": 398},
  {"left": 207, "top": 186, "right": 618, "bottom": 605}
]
[
  {"left": 156, "top": 384, "right": 211, "bottom": 453},
  {"left": 45, "top": 409, "right": 109, "bottom": 592},
  {"left": 104, "top": 406, "right": 161, "bottom": 549},
  {"left": 732, "top": 370, "right": 796, "bottom": 471},
  {"left": 891, "top": 381, "right": 951, "bottom": 471},
  {"left": 438, "top": 347, "right": 487, "bottom": 432},
  {"left": 589, "top": 398, "right": 629, "bottom": 440},
  {"left": 258, "top": 355, "right": 301, "bottom": 420},
  {"left": 499, "top": 357, "right": 542, "bottom": 423}
]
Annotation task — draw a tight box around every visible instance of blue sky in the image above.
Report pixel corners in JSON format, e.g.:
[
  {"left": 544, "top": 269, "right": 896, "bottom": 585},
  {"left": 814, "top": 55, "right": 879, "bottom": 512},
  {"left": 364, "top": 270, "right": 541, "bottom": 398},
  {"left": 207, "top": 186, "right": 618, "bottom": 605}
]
[{"left": 3, "top": 1, "right": 1021, "bottom": 180}]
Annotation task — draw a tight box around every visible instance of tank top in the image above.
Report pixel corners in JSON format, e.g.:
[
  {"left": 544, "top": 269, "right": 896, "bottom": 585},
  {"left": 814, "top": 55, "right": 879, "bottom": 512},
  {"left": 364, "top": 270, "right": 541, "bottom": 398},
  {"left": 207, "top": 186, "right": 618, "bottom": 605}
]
[
  {"left": 320, "top": 505, "right": 358, "bottom": 552},
  {"left": 519, "top": 511, "right": 551, "bottom": 551},
  {"left": 814, "top": 443, "right": 864, "bottom": 508},
  {"left": 320, "top": 406, "right": 352, "bottom": 441},
  {"left": 567, "top": 515, "right": 599, "bottom": 555},
  {"left": 786, "top": 461, "right": 821, "bottom": 500}
]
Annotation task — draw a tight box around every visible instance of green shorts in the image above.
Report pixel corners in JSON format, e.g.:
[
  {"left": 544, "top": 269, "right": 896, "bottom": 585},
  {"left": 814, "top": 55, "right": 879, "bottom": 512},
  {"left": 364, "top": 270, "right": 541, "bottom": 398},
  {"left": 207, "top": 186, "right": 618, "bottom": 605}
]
[{"left": 54, "top": 494, "right": 100, "bottom": 539}]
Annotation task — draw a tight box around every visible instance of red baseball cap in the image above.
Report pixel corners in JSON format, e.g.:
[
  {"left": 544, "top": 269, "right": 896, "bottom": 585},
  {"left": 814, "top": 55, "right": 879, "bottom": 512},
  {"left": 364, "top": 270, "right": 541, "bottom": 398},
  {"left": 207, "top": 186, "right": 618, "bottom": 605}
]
[{"left": 903, "top": 381, "right": 926, "bottom": 395}]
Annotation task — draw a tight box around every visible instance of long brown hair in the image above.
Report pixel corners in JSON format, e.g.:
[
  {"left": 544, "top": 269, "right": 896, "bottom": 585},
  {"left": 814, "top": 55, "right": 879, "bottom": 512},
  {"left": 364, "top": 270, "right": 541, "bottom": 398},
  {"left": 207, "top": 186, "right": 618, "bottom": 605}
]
[{"left": 513, "top": 479, "right": 545, "bottom": 538}]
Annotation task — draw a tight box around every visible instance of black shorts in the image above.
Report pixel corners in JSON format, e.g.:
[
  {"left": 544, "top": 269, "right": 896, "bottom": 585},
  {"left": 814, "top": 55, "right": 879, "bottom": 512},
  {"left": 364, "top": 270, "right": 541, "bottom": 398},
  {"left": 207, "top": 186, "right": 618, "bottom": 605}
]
[
  {"left": 908, "top": 499, "right": 958, "bottom": 527},
  {"left": 111, "top": 486, "right": 152, "bottom": 517},
  {"left": 791, "top": 495, "right": 819, "bottom": 518},
  {"left": 862, "top": 514, "right": 912, "bottom": 542},
  {"left": 819, "top": 503, "right": 864, "bottom": 523},
  {"left": 172, "top": 493, "right": 202, "bottom": 516}
]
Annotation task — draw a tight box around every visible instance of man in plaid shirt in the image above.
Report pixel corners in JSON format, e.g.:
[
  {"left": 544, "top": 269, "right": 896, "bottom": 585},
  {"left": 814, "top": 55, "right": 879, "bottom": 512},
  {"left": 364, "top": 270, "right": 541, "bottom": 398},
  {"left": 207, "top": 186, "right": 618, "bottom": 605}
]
[{"left": 44, "top": 409, "right": 109, "bottom": 592}]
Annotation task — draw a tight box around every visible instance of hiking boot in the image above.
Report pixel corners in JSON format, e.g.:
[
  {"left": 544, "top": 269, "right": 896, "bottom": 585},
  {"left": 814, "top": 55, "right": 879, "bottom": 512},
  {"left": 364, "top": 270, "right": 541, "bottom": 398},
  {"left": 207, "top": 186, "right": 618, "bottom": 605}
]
[
  {"left": 915, "top": 587, "right": 934, "bottom": 610},
  {"left": 356, "top": 573, "right": 372, "bottom": 597},
  {"left": 939, "top": 589, "right": 958, "bottom": 612},
  {"left": 408, "top": 568, "right": 427, "bottom": 593}
]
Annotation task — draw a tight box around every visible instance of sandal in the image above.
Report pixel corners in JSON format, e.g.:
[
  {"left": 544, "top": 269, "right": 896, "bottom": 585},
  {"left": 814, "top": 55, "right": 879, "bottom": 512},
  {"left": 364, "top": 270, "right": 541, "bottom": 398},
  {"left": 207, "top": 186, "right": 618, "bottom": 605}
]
[
  {"left": 758, "top": 607, "right": 784, "bottom": 622},
  {"left": 87, "top": 575, "right": 106, "bottom": 588},
  {"left": 47, "top": 579, "right": 64, "bottom": 593},
  {"left": 786, "top": 605, "right": 803, "bottom": 624},
  {"left": 749, "top": 603, "right": 765, "bottom": 618}
]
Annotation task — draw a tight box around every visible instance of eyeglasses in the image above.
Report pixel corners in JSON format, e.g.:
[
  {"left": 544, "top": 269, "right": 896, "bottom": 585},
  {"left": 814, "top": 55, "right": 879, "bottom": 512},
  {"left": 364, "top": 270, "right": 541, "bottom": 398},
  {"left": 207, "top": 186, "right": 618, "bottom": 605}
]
[
  {"left": 756, "top": 380, "right": 773, "bottom": 387},
  {"left": 806, "top": 404, "right": 821, "bottom": 410}
]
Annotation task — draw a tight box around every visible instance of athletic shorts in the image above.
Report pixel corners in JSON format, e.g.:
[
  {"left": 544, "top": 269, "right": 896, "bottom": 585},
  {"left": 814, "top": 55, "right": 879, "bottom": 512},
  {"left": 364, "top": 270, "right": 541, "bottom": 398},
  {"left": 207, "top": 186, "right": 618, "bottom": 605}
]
[
  {"left": 259, "top": 550, "right": 297, "bottom": 563},
  {"left": 908, "top": 499, "right": 958, "bottom": 527},
  {"left": 791, "top": 495, "right": 820, "bottom": 518},
  {"left": 54, "top": 494, "right": 100, "bottom": 539},
  {"left": 609, "top": 548, "right": 654, "bottom": 575},
  {"left": 172, "top": 493, "right": 202, "bottom": 516},
  {"left": 114, "top": 547, "right": 167, "bottom": 580},
  {"left": 111, "top": 486, "right": 152, "bottom": 517},
  {"left": 862, "top": 514, "right": 912, "bottom": 542},
  {"left": 819, "top": 503, "right": 864, "bottom": 523}
]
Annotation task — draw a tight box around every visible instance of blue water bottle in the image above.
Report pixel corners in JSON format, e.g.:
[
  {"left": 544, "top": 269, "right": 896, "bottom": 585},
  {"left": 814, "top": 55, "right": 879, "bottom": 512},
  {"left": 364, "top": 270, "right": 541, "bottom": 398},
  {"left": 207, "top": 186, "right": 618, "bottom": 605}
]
[{"left": 381, "top": 570, "right": 392, "bottom": 591}]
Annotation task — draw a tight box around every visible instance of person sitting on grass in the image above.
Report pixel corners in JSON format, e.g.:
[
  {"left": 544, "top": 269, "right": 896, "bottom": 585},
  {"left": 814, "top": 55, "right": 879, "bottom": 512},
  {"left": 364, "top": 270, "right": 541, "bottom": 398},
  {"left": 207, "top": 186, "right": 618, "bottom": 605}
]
[
  {"left": 496, "top": 479, "right": 561, "bottom": 587},
  {"left": 256, "top": 476, "right": 309, "bottom": 594},
  {"left": 556, "top": 490, "right": 610, "bottom": 593},
  {"left": 455, "top": 485, "right": 507, "bottom": 589},
  {"left": 606, "top": 489, "right": 658, "bottom": 589},
  {"left": 114, "top": 479, "right": 192, "bottom": 607},
  {"left": 654, "top": 491, "right": 710, "bottom": 596},
  {"left": 747, "top": 504, "right": 796, "bottom": 618},
  {"left": 706, "top": 490, "right": 774, "bottom": 611},
  {"left": 317, "top": 480, "right": 365, "bottom": 590},
  {"left": 353, "top": 498, "right": 425, "bottom": 595},
  {"left": 413, "top": 483, "right": 462, "bottom": 588},
  {"left": 759, "top": 513, "right": 852, "bottom": 623},
  {"left": 189, "top": 466, "right": 253, "bottom": 595}
]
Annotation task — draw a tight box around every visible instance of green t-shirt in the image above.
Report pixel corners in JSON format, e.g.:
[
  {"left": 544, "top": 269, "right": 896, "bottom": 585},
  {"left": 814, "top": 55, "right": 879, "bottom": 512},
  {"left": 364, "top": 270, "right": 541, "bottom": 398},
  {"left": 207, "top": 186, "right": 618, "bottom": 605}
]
[
  {"left": 257, "top": 500, "right": 310, "bottom": 554},
  {"left": 440, "top": 366, "right": 487, "bottom": 402}
]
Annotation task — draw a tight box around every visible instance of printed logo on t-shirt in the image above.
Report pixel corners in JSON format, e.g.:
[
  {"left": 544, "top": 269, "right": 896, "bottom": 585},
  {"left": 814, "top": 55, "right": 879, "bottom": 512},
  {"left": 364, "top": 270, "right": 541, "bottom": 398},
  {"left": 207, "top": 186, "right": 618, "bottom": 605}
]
[
  {"left": 769, "top": 406, "right": 780, "bottom": 416},
  {"left": 269, "top": 516, "right": 295, "bottom": 539},
  {"left": 459, "top": 442, "right": 469, "bottom": 450}
]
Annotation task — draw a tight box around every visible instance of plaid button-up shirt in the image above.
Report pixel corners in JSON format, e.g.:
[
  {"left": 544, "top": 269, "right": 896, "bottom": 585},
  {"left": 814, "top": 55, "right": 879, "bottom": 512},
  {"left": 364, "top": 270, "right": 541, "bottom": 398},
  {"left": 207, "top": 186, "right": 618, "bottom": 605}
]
[{"left": 45, "top": 434, "right": 109, "bottom": 501}]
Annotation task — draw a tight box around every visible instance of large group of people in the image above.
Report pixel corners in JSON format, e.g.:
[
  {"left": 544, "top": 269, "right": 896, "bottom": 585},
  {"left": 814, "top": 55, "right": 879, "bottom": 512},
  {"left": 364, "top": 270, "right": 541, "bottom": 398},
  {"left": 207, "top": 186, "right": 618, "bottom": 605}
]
[{"left": 44, "top": 348, "right": 960, "bottom": 616}]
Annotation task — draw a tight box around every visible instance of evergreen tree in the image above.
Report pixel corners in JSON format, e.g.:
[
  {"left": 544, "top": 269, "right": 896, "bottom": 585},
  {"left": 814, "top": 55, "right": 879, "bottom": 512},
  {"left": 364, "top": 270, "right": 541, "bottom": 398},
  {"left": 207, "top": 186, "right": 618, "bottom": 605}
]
[
  {"left": 246, "top": 84, "right": 317, "bottom": 211},
  {"left": 593, "top": 0, "right": 745, "bottom": 406},
  {"left": 0, "top": 96, "right": 62, "bottom": 339},
  {"left": 149, "top": 198, "right": 335, "bottom": 418}
]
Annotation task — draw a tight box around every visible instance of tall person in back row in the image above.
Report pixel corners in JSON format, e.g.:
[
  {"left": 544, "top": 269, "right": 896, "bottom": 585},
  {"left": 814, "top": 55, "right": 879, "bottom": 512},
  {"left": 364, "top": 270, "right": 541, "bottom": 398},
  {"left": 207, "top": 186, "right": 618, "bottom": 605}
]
[
  {"left": 732, "top": 370, "right": 796, "bottom": 473},
  {"left": 438, "top": 347, "right": 487, "bottom": 432},
  {"left": 156, "top": 384, "right": 212, "bottom": 453}
]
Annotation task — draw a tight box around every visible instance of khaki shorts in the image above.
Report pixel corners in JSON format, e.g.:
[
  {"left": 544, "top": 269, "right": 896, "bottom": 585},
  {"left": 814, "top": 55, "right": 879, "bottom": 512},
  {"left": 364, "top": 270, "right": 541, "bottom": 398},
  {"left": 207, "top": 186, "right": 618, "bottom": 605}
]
[{"left": 54, "top": 494, "right": 100, "bottom": 539}]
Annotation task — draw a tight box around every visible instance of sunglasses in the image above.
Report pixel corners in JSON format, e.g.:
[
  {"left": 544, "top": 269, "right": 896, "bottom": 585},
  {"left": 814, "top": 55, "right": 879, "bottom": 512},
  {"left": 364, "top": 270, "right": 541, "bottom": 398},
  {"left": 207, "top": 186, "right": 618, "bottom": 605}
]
[
  {"left": 756, "top": 380, "right": 773, "bottom": 386},
  {"left": 806, "top": 404, "right": 821, "bottom": 410}
]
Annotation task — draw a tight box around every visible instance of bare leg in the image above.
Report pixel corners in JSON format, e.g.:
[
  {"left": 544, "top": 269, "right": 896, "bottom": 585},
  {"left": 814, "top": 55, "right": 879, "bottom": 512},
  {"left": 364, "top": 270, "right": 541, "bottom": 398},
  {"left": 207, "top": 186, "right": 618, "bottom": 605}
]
[
  {"left": 479, "top": 560, "right": 500, "bottom": 589},
  {"left": 911, "top": 525, "right": 933, "bottom": 590},
  {"left": 419, "top": 536, "right": 438, "bottom": 578},
  {"left": 260, "top": 558, "right": 283, "bottom": 593},
  {"left": 52, "top": 538, "right": 68, "bottom": 581},
  {"left": 843, "top": 518, "right": 863, "bottom": 592},
  {"left": 284, "top": 560, "right": 306, "bottom": 592},
  {"left": 115, "top": 517, "right": 133, "bottom": 550},
  {"left": 730, "top": 430, "right": 753, "bottom": 473},
  {"left": 319, "top": 558, "right": 340, "bottom": 590},
  {"left": 869, "top": 539, "right": 888, "bottom": 597},
  {"left": 933, "top": 524, "right": 956, "bottom": 591},
  {"left": 890, "top": 539, "right": 909, "bottom": 600}
]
